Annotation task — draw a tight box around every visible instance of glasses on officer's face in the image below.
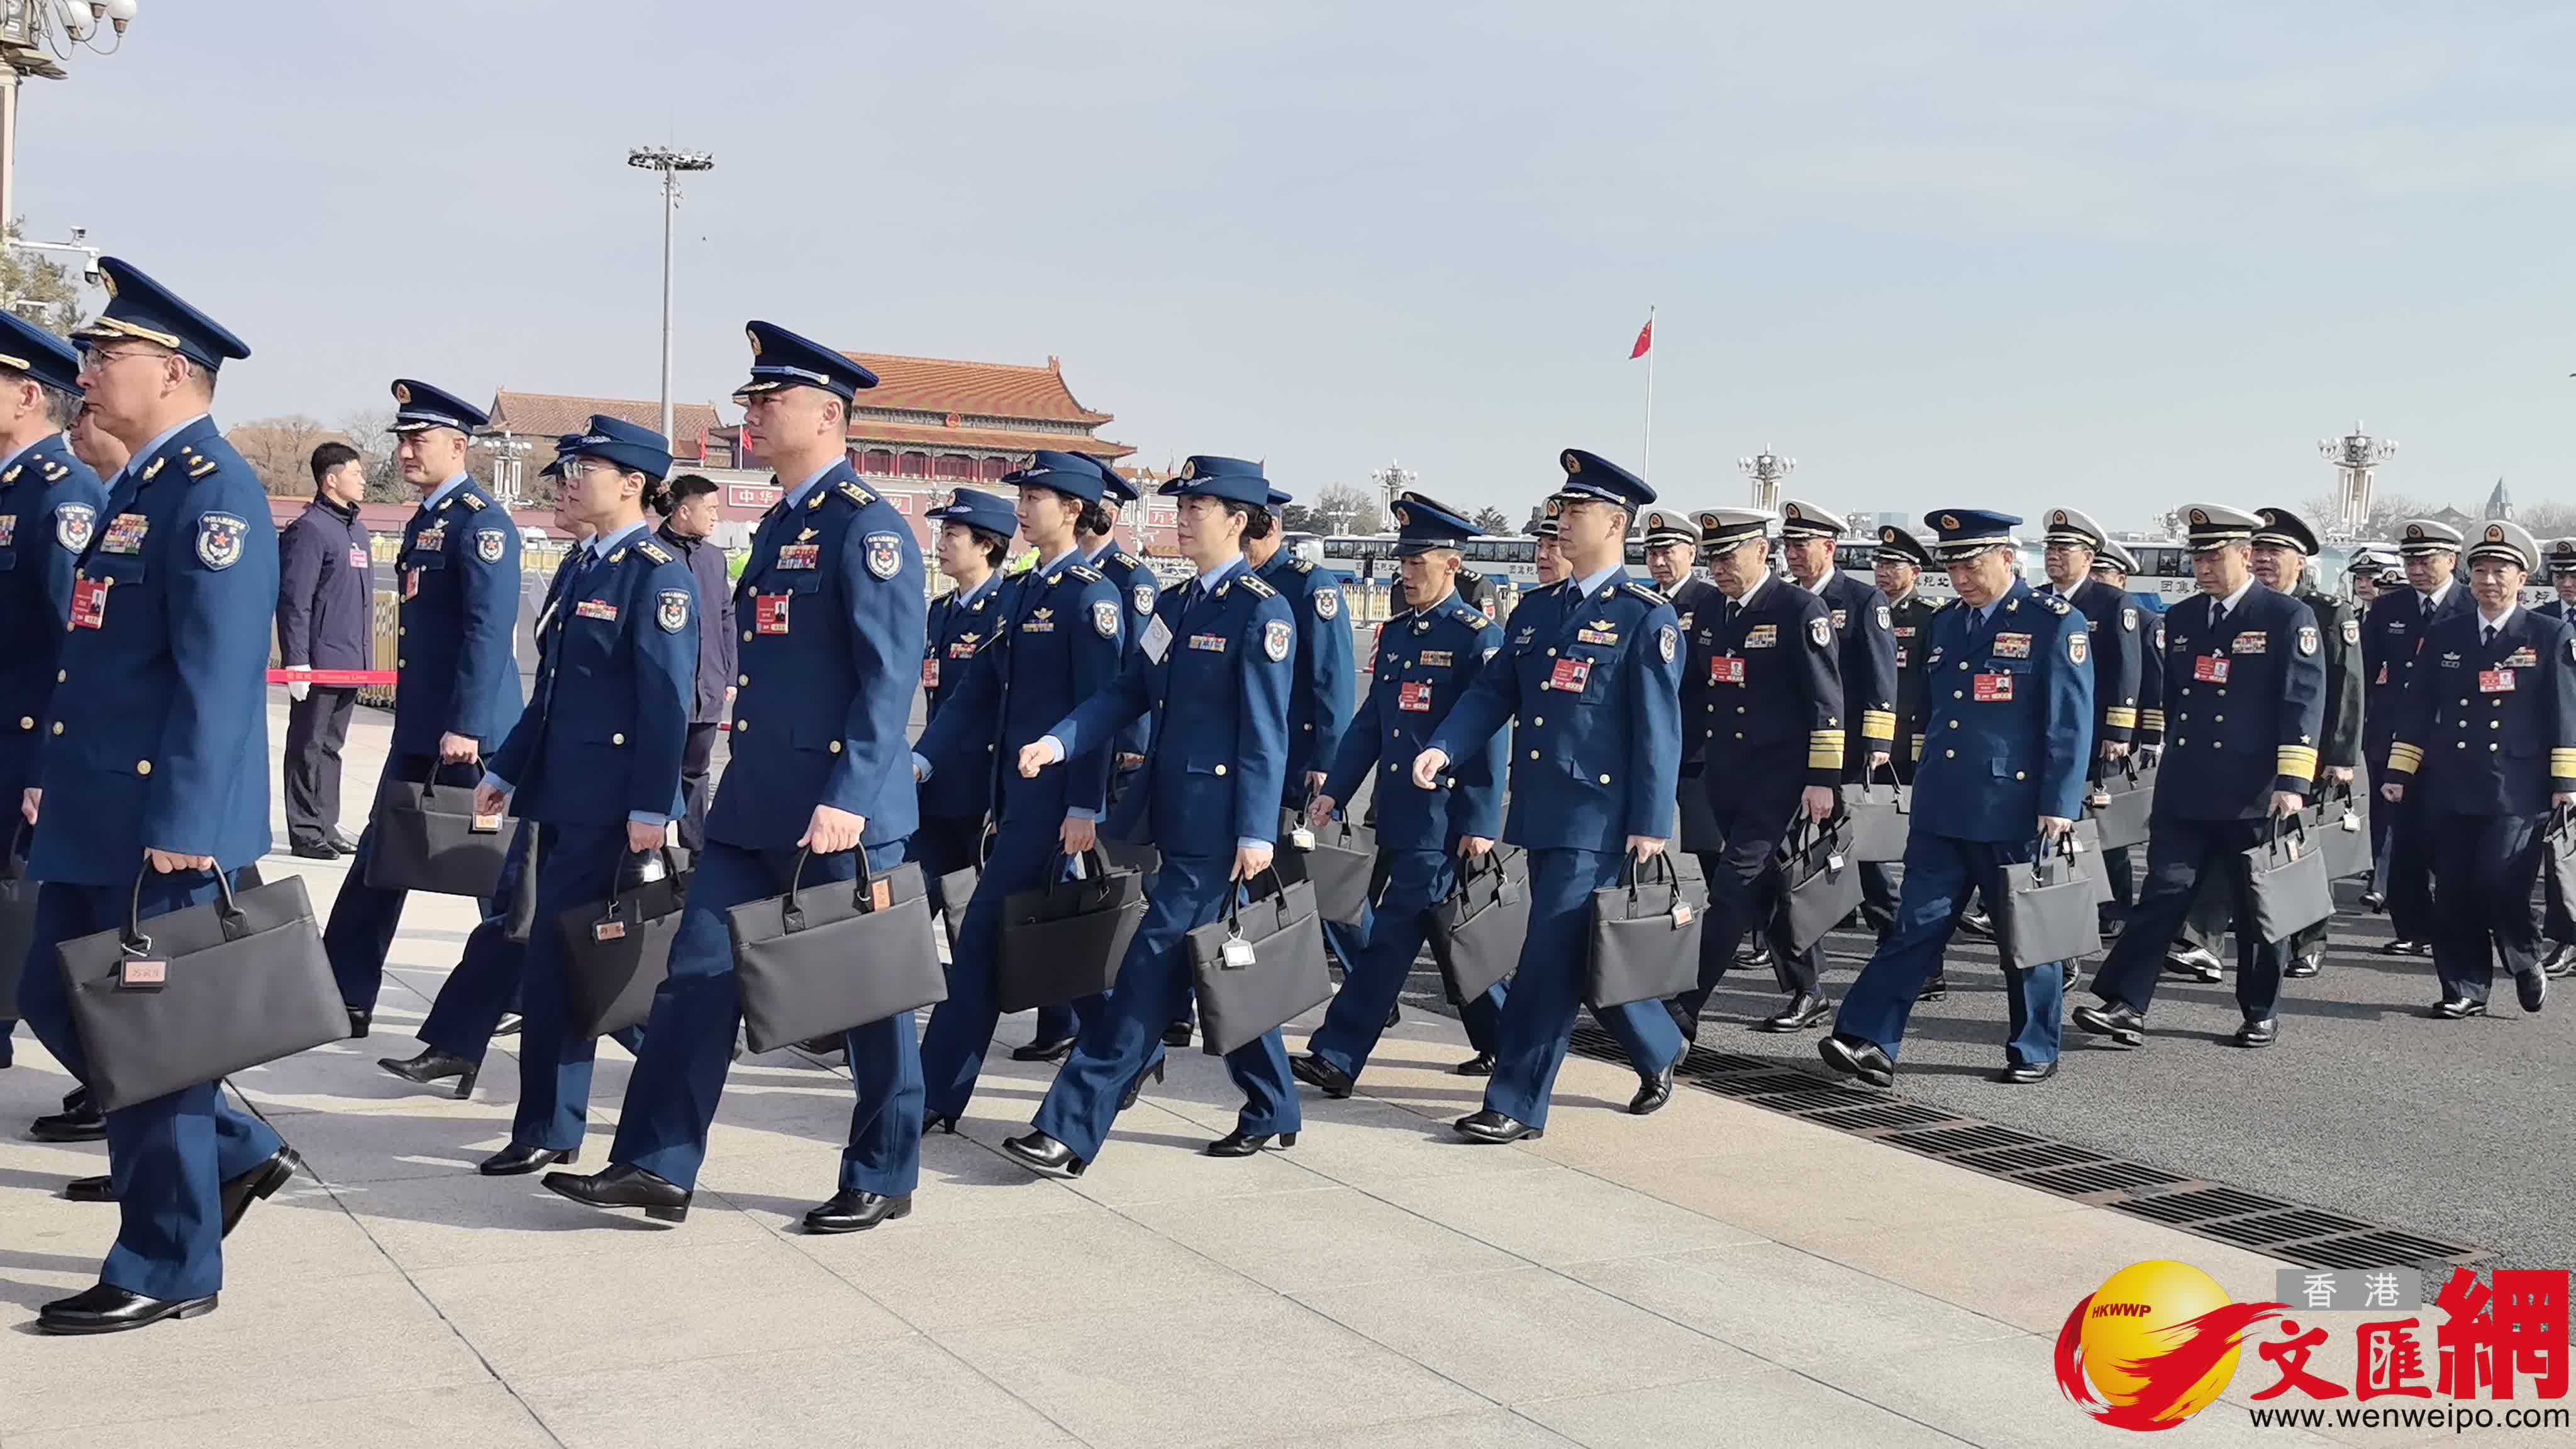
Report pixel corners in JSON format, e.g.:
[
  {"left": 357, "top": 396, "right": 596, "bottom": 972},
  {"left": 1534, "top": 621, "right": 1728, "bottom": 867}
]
[
  {"left": 557, "top": 458, "right": 601, "bottom": 483},
  {"left": 76, "top": 345, "right": 162, "bottom": 375}
]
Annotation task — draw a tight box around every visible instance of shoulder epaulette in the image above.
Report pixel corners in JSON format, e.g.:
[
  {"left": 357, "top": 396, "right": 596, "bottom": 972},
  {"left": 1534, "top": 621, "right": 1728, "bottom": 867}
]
[
  {"left": 1239, "top": 573, "right": 1279, "bottom": 599},
  {"left": 636, "top": 539, "right": 673, "bottom": 565},
  {"left": 2, "top": 465, "right": 18, "bottom": 484},
  {"left": 1162, "top": 579, "right": 1191, "bottom": 595},
  {"left": 460, "top": 492, "right": 486, "bottom": 510},
  {"left": 1290, "top": 557, "right": 1314, "bottom": 575},
  {"left": 836, "top": 479, "right": 875, "bottom": 506},
  {"left": 1067, "top": 563, "right": 1102, "bottom": 583},
  {"left": 2038, "top": 594, "right": 2070, "bottom": 614},
  {"left": 1113, "top": 550, "right": 1141, "bottom": 569},
  {"left": 1623, "top": 581, "right": 1668, "bottom": 607},
  {"left": 1460, "top": 606, "right": 1492, "bottom": 630}
]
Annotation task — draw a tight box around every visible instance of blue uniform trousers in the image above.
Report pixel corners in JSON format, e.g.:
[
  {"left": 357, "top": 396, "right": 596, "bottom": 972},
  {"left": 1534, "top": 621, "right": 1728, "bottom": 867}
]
[
  {"left": 509, "top": 821, "right": 634, "bottom": 1152},
  {"left": 2429, "top": 811, "right": 2545, "bottom": 1003},
  {"left": 325, "top": 753, "right": 494, "bottom": 1013},
  {"left": 608, "top": 838, "right": 923, "bottom": 1196},
  {"left": 917, "top": 824, "right": 1102, "bottom": 1119},
  {"left": 1834, "top": 833, "right": 2063, "bottom": 1067},
  {"left": 24, "top": 875, "right": 286, "bottom": 1301},
  {"left": 916, "top": 810, "right": 987, "bottom": 921},
  {"left": 415, "top": 820, "right": 533, "bottom": 1065},
  {"left": 1032, "top": 850, "right": 1298, "bottom": 1162},
  {"left": 2090, "top": 815, "right": 2285, "bottom": 1019},
  {"left": 1483, "top": 848, "right": 1687, "bottom": 1129},
  {"left": 1309, "top": 849, "right": 1507, "bottom": 1079}
]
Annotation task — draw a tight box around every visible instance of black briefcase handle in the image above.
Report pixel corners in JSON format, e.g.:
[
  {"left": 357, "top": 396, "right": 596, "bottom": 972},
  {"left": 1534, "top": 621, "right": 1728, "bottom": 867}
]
[
  {"left": 119, "top": 863, "right": 250, "bottom": 955},
  {"left": 1214, "top": 865, "right": 1297, "bottom": 946},
  {"left": 2261, "top": 811, "right": 2313, "bottom": 862},
  {"left": 2027, "top": 830, "right": 2084, "bottom": 889},
  {"left": 2, "top": 813, "right": 26, "bottom": 877},
  {"left": 1617, "top": 851, "right": 1682, "bottom": 911},
  {"left": 1850, "top": 758, "right": 1905, "bottom": 799},
  {"left": 777, "top": 847, "right": 897, "bottom": 934},
  {"left": 604, "top": 846, "right": 685, "bottom": 903}
]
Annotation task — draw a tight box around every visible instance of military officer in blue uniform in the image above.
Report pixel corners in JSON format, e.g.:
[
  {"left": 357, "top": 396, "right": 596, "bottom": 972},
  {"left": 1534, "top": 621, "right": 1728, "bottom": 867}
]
[
  {"left": 0, "top": 311, "right": 104, "bottom": 1072},
  {"left": 916, "top": 486, "right": 1016, "bottom": 926},
  {"left": 470, "top": 419, "right": 696, "bottom": 1175},
  {"left": 1249, "top": 484, "right": 1361, "bottom": 1016},
  {"left": 323, "top": 379, "right": 524, "bottom": 1036},
  {"left": 1413, "top": 449, "right": 1689, "bottom": 1141},
  {"left": 2380, "top": 521, "right": 2576, "bottom": 1018},
  {"left": 2538, "top": 540, "right": 2576, "bottom": 976},
  {"left": 18, "top": 260, "right": 297, "bottom": 1334},
  {"left": 2075, "top": 505, "right": 2326, "bottom": 1051},
  {"left": 2360, "top": 519, "right": 2471, "bottom": 954},
  {"left": 1000, "top": 454, "right": 1299, "bottom": 1175},
  {"left": 548, "top": 323, "right": 927, "bottom": 1234},
  {"left": 1821, "top": 510, "right": 2092, "bottom": 1087},
  {"left": 1668, "top": 506, "right": 1848, "bottom": 1035},
  {"left": 1292, "top": 493, "right": 1507, "bottom": 1093},
  {"left": 913, "top": 453, "right": 1123, "bottom": 1131}
]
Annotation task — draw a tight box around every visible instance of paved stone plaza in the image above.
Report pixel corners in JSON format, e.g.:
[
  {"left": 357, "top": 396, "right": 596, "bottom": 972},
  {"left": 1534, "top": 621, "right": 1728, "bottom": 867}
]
[{"left": 0, "top": 701, "right": 2516, "bottom": 1448}]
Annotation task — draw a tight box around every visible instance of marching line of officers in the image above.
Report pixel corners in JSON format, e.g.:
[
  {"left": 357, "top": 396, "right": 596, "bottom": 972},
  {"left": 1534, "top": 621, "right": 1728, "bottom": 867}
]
[{"left": 2, "top": 263, "right": 2570, "bottom": 1337}]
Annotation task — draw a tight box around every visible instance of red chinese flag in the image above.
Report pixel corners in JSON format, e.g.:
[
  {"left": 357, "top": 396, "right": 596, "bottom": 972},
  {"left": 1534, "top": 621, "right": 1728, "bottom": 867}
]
[{"left": 1629, "top": 318, "right": 1654, "bottom": 359}]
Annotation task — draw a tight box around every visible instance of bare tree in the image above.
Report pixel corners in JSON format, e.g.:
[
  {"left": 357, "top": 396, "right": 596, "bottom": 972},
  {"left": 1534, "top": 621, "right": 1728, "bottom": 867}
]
[
  {"left": 333, "top": 407, "right": 410, "bottom": 502},
  {"left": 228, "top": 415, "right": 346, "bottom": 496},
  {"left": 1, "top": 219, "right": 85, "bottom": 333},
  {"left": 1313, "top": 482, "right": 1385, "bottom": 536},
  {"left": 2296, "top": 491, "right": 2436, "bottom": 541}
]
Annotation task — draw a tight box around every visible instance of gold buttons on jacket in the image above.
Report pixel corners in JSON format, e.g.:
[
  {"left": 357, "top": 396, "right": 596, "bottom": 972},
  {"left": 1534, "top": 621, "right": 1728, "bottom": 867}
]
[
  {"left": 742, "top": 630, "right": 753, "bottom": 643},
  {"left": 1598, "top": 774, "right": 1611, "bottom": 784},
  {"left": 1214, "top": 764, "right": 1228, "bottom": 776},
  {"left": 611, "top": 733, "right": 625, "bottom": 745},
  {"left": 397, "top": 658, "right": 408, "bottom": 668},
  {"left": 1531, "top": 716, "right": 1543, "bottom": 727},
  {"left": 397, "top": 626, "right": 406, "bottom": 637},
  {"left": 830, "top": 741, "right": 842, "bottom": 753},
  {"left": 735, "top": 719, "right": 748, "bottom": 733},
  {"left": 16, "top": 716, "right": 28, "bottom": 730},
  {"left": 50, "top": 721, "right": 62, "bottom": 735},
  {"left": 738, "top": 675, "right": 749, "bottom": 687},
  {"left": 1530, "top": 750, "right": 1540, "bottom": 760},
  {"left": 136, "top": 760, "right": 151, "bottom": 775}
]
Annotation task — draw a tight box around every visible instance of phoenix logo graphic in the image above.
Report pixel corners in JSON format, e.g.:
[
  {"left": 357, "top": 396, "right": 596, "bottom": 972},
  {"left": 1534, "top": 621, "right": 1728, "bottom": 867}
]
[{"left": 2053, "top": 1262, "right": 2285, "bottom": 1431}]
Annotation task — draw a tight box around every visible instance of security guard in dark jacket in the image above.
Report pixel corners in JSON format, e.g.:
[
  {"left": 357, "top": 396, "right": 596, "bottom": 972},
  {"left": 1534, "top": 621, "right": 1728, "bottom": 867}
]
[
  {"left": 2380, "top": 520, "right": 2576, "bottom": 1017},
  {"left": 1296, "top": 493, "right": 1507, "bottom": 1092},
  {"left": 2075, "top": 504, "right": 2326, "bottom": 1051},
  {"left": 551, "top": 324, "right": 926, "bottom": 1235},
  {"left": 474, "top": 419, "right": 696, "bottom": 1175},
  {"left": 274, "top": 448, "right": 372, "bottom": 858},
  {"left": 2361, "top": 519, "right": 2472, "bottom": 954},
  {"left": 1823, "top": 509, "right": 2091, "bottom": 1087},
  {"left": 914, "top": 486, "right": 1016, "bottom": 928},
  {"left": 323, "top": 379, "right": 523, "bottom": 1036},
  {"left": 1672, "top": 507, "right": 1848, "bottom": 1036},
  {"left": 0, "top": 312, "right": 103, "bottom": 1069},
  {"left": 21, "top": 260, "right": 297, "bottom": 1335}
]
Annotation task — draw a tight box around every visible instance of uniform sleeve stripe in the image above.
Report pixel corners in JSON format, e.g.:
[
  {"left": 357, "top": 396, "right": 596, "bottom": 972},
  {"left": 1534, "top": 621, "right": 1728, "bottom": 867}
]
[
  {"left": 1858, "top": 710, "right": 1896, "bottom": 740},
  {"left": 2140, "top": 709, "right": 2165, "bottom": 731},
  {"left": 2103, "top": 707, "right": 2138, "bottom": 729},
  {"left": 2387, "top": 743, "right": 2423, "bottom": 775},
  {"left": 2275, "top": 746, "right": 2318, "bottom": 780},
  {"left": 2551, "top": 749, "right": 2576, "bottom": 775}
]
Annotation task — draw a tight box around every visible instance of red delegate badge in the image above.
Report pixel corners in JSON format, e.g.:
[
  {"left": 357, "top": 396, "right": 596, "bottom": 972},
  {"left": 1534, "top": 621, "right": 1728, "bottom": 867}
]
[
  {"left": 1973, "top": 672, "right": 2013, "bottom": 702},
  {"left": 1397, "top": 680, "right": 1433, "bottom": 713},
  {"left": 1547, "top": 657, "right": 1591, "bottom": 692},
  {"left": 2480, "top": 669, "right": 2516, "bottom": 694},
  {"left": 70, "top": 575, "right": 109, "bottom": 629},
  {"left": 921, "top": 658, "right": 940, "bottom": 690},
  {"left": 754, "top": 594, "right": 791, "bottom": 635},
  {"left": 1709, "top": 656, "right": 1745, "bottom": 686},
  {"left": 2193, "top": 655, "right": 2229, "bottom": 684}
]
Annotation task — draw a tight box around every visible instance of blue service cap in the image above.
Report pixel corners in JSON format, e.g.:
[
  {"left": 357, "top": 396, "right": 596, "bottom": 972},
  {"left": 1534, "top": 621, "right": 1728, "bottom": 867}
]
[
  {"left": 737, "top": 321, "right": 880, "bottom": 402},
  {"left": 1094, "top": 459, "right": 1138, "bottom": 504},
  {"left": 1389, "top": 491, "right": 1477, "bottom": 556},
  {"left": 74, "top": 257, "right": 250, "bottom": 372},
  {"left": 560, "top": 415, "right": 673, "bottom": 481},
  {"left": 999, "top": 449, "right": 1107, "bottom": 504},
  {"left": 926, "top": 487, "right": 1019, "bottom": 540},
  {"left": 388, "top": 379, "right": 489, "bottom": 435},
  {"left": 1161, "top": 455, "right": 1271, "bottom": 508},
  {"left": 1552, "top": 448, "right": 1655, "bottom": 509},
  {"left": 537, "top": 433, "right": 583, "bottom": 480},
  {"left": 1264, "top": 485, "right": 1293, "bottom": 511},
  {"left": 0, "top": 310, "right": 82, "bottom": 394},
  {"left": 1924, "top": 508, "right": 2023, "bottom": 562}
]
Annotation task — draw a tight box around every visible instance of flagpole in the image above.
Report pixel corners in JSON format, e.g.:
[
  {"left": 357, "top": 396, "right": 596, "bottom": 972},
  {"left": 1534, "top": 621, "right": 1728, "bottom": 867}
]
[{"left": 1641, "top": 304, "right": 1657, "bottom": 480}]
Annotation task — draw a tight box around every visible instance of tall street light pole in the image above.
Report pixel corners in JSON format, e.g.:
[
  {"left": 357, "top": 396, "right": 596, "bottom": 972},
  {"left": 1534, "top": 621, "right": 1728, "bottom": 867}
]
[
  {"left": 2317, "top": 422, "right": 2396, "bottom": 541},
  {"left": 626, "top": 145, "right": 713, "bottom": 441},
  {"left": 0, "top": 1, "right": 140, "bottom": 271},
  {"left": 1738, "top": 447, "right": 1796, "bottom": 512}
]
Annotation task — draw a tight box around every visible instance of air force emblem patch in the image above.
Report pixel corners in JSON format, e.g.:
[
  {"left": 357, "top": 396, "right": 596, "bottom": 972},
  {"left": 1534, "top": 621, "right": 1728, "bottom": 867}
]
[
  {"left": 1807, "top": 617, "right": 1831, "bottom": 650},
  {"left": 194, "top": 511, "right": 247, "bottom": 570},
  {"left": 658, "top": 588, "right": 691, "bottom": 633},
  {"left": 1315, "top": 586, "right": 1340, "bottom": 621},
  {"left": 1092, "top": 598, "right": 1120, "bottom": 638},
  {"left": 864, "top": 531, "right": 902, "bottom": 580},
  {"left": 56, "top": 502, "right": 94, "bottom": 553},
  {"left": 1264, "top": 618, "right": 1293, "bottom": 662},
  {"left": 1132, "top": 582, "right": 1156, "bottom": 617},
  {"left": 475, "top": 528, "right": 506, "bottom": 564}
]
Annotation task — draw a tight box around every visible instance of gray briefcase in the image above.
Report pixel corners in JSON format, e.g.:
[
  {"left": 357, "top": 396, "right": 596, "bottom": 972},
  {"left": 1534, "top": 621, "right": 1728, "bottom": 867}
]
[
  {"left": 2236, "top": 816, "right": 2333, "bottom": 945},
  {"left": 730, "top": 852, "right": 946, "bottom": 1053},
  {"left": 1187, "top": 872, "right": 1331, "bottom": 1057},
  {"left": 2087, "top": 757, "right": 2157, "bottom": 852},
  {"left": 1585, "top": 853, "right": 1701, "bottom": 1009},
  {"left": 1842, "top": 770, "right": 1911, "bottom": 865},
  {"left": 1996, "top": 835, "right": 2102, "bottom": 971},
  {"left": 1428, "top": 846, "right": 1529, "bottom": 1004},
  {"left": 2308, "top": 781, "right": 2373, "bottom": 882}
]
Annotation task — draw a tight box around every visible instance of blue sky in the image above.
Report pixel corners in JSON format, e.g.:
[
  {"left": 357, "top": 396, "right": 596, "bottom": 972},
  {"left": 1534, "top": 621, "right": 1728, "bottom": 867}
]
[{"left": 17, "top": 1, "right": 2570, "bottom": 529}]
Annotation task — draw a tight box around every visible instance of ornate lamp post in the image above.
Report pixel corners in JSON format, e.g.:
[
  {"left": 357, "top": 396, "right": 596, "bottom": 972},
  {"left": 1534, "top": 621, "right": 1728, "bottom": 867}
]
[
  {"left": 1738, "top": 447, "right": 1796, "bottom": 512},
  {"left": 2318, "top": 423, "right": 2396, "bottom": 540},
  {"left": 0, "top": 1, "right": 142, "bottom": 255},
  {"left": 627, "top": 145, "right": 714, "bottom": 441}
]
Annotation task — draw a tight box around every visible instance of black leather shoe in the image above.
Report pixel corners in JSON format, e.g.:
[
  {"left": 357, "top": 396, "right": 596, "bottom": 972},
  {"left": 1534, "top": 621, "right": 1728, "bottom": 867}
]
[
  {"left": 36, "top": 1284, "right": 218, "bottom": 1336},
  {"left": 921, "top": 1113, "right": 959, "bottom": 1137},
  {"left": 2383, "top": 938, "right": 2431, "bottom": 957},
  {"left": 802, "top": 1189, "right": 912, "bottom": 1234},
  {"left": 31, "top": 1099, "right": 106, "bottom": 1143},
  {"left": 2358, "top": 889, "right": 2387, "bottom": 912},
  {"left": 327, "top": 831, "right": 361, "bottom": 853},
  {"left": 1009, "top": 1036, "right": 1077, "bottom": 1063},
  {"left": 1160, "top": 1022, "right": 1192, "bottom": 1048},
  {"left": 1453, "top": 1110, "right": 1541, "bottom": 1143},
  {"left": 62, "top": 1174, "right": 114, "bottom": 1202},
  {"left": 1735, "top": 940, "right": 1772, "bottom": 965},
  {"left": 1628, "top": 1062, "right": 1675, "bottom": 1115},
  {"left": 346, "top": 1007, "right": 372, "bottom": 1040},
  {"left": 1291, "top": 1053, "right": 1355, "bottom": 1099},
  {"left": 479, "top": 1143, "right": 576, "bottom": 1176},
  {"left": 2542, "top": 944, "right": 2576, "bottom": 979},
  {"left": 2162, "top": 945, "right": 2223, "bottom": 983},
  {"left": 797, "top": 1035, "right": 846, "bottom": 1058},
  {"left": 2070, "top": 1001, "right": 2148, "bottom": 1047},
  {"left": 1384, "top": 1001, "right": 1401, "bottom": 1029},
  {"left": 542, "top": 1164, "right": 691, "bottom": 1221},
  {"left": 1001, "top": 1131, "right": 1087, "bottom": 1179},
  {"left": 1117, "top": 1058, "right": 1165, "bottom": 1112},
  {"left": 1956, "top": 909, "right": 1995, "bottom": 940},
  {"left": 1757, "top": 991, "right": 1831, "bottom": 1033},
  {"left": 2232, "top": 1016, "right": 2278, "bottom": 1048},
  {"left": 1916, "top": 974, "right": 1948, "bottom": 1002},
  {"left": 219, "top": 1146, "right": 301, "bottom": 1236},
  {"left": 492, "top": 1013, "right": 523, "bottom": 1038},
  {"left": 1205, "top": 1129, "right": 1296, "bottom": 1157},
  {"left": 379, "top": 1049, "right": 479, "bottom": 1099},
  {"left": 2285, "top": 951, "right": 2322, "bottom": 980},
  {"left": 1992, "top": 1059, "right": 2058, "bottom": 1085},
  {"left": 289, "top": 840, "right": 340, "bottom": 860},
  {"left": 2518, "top": 970, "right": 2548, "bottom": 1014},
  {"left": 1451, "top": 1052, "right": 1496, "bottom": 1077},
  {"left": 2428, "top": 996, "right": 2487, "bottom": 1020},
  {"left": 1817, "top": 1033, "right": 1896, "bottom": 1089}
]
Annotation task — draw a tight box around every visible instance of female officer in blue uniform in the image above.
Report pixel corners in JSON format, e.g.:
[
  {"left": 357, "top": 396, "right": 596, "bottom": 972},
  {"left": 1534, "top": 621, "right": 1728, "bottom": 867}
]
[
  {"left": 1293, "top": 492, "right": 1507, "bottom": 1093},
  {"left": 1002, "top": 455, "right": 1297, "bottom": 1176},
  {"left": 472, "top": 419, "right": 696, "bottom": 1175},
  {"left": 548, "top": 323, "right": 926, "bottom": 1235},
  {"left": 913, "top": 457, "right": 1123, "bottom": 1135},
  {"left": 20, "top": 259, "right": 296, "bottom": 1335},
  {"left": 916, "top": 485, "right": 1016, "bottom": 924}
]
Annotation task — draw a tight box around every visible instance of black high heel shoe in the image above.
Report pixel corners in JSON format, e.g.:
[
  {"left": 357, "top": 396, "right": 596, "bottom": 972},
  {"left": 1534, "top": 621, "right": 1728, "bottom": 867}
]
[
  {"left": 379, "top": 1050, "right": 479, "bottom": 1100},
  {"left": 1204, "top": 1130, "right": 1296, "bottom": 1158},
  {"left": 1118, "top": 1058, "right": 1166, "bottom": 1111},
  {"left": 921, "top": 1113, "right": 959, "bottom": 1138}
]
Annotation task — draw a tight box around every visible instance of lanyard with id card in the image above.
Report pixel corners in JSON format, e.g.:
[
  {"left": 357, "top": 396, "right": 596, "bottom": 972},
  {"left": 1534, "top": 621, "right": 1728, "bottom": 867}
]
[
  {"left": 1709, "top": 655, "right": 1745, "bottom": 686},
  {"left": 1398, "top": 680, "right": 1433, "bottom": 712}
]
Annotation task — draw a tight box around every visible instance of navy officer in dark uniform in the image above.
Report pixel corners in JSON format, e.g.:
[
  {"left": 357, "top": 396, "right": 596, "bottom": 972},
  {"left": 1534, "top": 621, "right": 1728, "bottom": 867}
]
[
  {"left": 2380, "top": 520, "right": 2575, "bottom": 1018},
  {"left": 2087, "top": 541, "right": 2158, "bottom": 938},
  {"left": 1670, "top": 506, "right": 1848, "bottom": 1035},
  {"left": 2245, "top": 507, "right": 2361, "bottom": 980},
  {"left": 1414, "top": 449, "right": 1689, "bottom": 1141},
  {"left": 323, "top": 379, "right": 523, "bottom": 1036},
  {"left": 1643, "top": 508, "right": 1724, "bottom": 909},
  {"left": 913, "top": 453, "right": 1123, "bottom": 1135},
  {"left": 1778, "top": 500, "right": 1897, "bottom": 947},
  {"left": 472, "top": 419, "right": 696, "bottom": 1175},
  {"left": 1294, "top": 492, "right": 1507, "bottom": 1093},
  {"left": 1821, "top": 509, "right": 2091, "bottom": 1087},
  {"left": 2538, "top": 539, "right": 2576, "bottom": 975},
  {"left": 914, "top": 486, "right": 1016, "bottom": 926},
  {"left": 2074, "top": 504, "right": 2325, "bottom": 1051},
  {"left": 2036, "top": 508, "right": 2143, "bottom": 958},
  {"left": 1002, "top": 454, "right": 1299, "bottom": 1175},
  {"left": 548, "top": 323, "right": 926, "bottom": 1233},
  {"left": 2360, "top": 519, "right": 2470, "bottom": 954},
  {"left": 0, "top": 311, "right": 103, "bottom": 1073},
  {"left": 19, "top": 259, "right": 297, "bottom": 1334}
]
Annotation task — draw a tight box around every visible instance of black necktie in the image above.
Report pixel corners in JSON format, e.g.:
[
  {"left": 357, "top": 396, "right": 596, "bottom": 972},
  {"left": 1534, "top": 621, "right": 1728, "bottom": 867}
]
[
  {"left": 2421, "top": 594, "right": 2433, "bottom": 625},
  {"left": 2209, "top": 601, "right": 2227, "bottom": 634},
  {"left": 2484, "top": 624, "right": 2497, "bottom": 648}
]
